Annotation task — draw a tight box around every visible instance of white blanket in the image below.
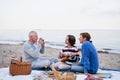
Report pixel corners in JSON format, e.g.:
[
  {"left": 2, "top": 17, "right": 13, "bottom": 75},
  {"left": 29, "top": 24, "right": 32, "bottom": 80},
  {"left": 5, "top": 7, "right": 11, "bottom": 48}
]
[{"left": 0, "top": 68, "right": 120, "bottom": 80}]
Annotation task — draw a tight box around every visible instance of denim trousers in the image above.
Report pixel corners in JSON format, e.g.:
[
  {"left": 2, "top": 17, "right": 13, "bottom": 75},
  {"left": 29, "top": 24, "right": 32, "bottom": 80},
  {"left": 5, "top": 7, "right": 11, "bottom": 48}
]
[
  {"left": 71, "top": 63, "right": 84, "bottom": 73},
  {"left": 32, "top": 57, "right": 58, "bottom": 70}
]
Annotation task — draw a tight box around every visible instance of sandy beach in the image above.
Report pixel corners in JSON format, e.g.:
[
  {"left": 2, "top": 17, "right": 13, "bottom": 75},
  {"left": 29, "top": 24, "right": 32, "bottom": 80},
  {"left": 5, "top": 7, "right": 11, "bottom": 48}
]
[{"left": 0, "top": 44, "right": 120, "bottom": 70}]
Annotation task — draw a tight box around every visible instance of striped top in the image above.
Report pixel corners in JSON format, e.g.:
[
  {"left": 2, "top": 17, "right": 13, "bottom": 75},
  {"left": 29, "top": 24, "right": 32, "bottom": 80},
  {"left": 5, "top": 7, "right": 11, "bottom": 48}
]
[{"left": 59, "top": 46, "right": 80, "bottom": 64}]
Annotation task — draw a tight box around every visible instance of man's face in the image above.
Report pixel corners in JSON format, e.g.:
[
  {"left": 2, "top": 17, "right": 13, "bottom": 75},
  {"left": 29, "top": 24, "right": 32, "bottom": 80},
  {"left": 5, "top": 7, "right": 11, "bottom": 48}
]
[{"left": 31, "top": 33, "right": 38, "bottom": 42}]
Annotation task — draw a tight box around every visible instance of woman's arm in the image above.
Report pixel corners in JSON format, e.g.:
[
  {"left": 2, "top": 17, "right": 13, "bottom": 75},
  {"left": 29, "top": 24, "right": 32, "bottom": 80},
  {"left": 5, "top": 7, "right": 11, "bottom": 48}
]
[{"left": 82, "top": 44, "right": 90, "bottom": 73}]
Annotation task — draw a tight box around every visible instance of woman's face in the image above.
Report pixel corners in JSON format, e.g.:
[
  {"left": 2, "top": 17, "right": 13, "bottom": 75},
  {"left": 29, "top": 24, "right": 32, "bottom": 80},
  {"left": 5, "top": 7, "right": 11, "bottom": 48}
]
[{"left": 79, "top": 35, "right": 85, "bottom": 43}]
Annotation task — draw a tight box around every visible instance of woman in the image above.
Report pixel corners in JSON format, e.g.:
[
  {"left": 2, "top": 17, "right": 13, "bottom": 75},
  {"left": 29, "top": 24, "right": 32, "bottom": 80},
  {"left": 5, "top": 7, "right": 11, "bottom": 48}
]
[
  {"left": 53, "top": 35, "right": 80, "bottom": 70},
  {"left": 71, "top": 32, "right": 99, "bottom": 74}
]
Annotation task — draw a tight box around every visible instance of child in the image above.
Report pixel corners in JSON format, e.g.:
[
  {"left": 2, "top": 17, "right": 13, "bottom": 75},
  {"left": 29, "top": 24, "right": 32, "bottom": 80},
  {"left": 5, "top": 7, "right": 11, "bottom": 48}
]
[{"left": 54, "top": 35, "right": 80, "bottom": 70}]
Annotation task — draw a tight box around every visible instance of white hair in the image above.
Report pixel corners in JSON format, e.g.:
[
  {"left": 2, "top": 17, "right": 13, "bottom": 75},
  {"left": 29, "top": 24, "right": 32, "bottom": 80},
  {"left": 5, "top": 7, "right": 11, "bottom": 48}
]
[{"left": 28, "top": 31, "right": 37, "bottom": 37}]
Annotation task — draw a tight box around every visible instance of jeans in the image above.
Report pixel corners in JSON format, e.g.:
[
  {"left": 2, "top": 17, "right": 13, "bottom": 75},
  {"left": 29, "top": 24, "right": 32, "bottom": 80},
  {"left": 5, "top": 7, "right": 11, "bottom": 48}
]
[
  {"left": 71, "top": 63, "right": 84, "bottom": 73},
  {"left": 32, "top": 57, "right": 58, "bottom": 70},
  {"left": 54, "top": 62, "right": 71, "bottom": 70}
]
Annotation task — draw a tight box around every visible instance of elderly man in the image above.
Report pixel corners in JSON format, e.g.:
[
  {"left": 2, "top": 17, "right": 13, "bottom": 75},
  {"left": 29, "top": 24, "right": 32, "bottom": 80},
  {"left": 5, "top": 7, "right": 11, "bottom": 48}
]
[{"left": 23, "top": 31, "right": 58, "bottom": 69}]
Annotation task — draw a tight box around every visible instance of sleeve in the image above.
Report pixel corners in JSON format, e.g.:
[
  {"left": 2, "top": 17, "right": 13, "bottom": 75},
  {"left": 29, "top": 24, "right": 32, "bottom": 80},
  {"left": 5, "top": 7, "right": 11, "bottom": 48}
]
[
  {"left": 76, "top": 47, "right": 81, "bottom": 55},
  {"left": 24, "top": 43, "right": 41, "bottom": 58},
  {"left": 37, "top": 43, "right": 45, "bottom": 54},
  {"left": 36, "top": 42, "right": 45, "bottom": 54},
  {"left": 82, "top": 44, "right": 90, "bottom": 73},
  {"left": 58, "top": 48, "right": 71, "bottom": 58},
  {"left": 63, "top": 47, "right": 79, "bottom": 56},
  {"left": 40, "top": 45, "right": 44, "bottom": 53},
  {"left": 64, "top": 52, "right": 71, "bottom": 56},
  {"left": 58, "top": 50, "right": 63, "bottom": 58}
]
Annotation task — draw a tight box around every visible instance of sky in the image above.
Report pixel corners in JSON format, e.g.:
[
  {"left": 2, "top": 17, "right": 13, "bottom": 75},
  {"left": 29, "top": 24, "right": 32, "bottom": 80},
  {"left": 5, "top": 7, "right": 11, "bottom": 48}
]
[{"left": 0, "top": 0, "right": 120, "bottom": 30}]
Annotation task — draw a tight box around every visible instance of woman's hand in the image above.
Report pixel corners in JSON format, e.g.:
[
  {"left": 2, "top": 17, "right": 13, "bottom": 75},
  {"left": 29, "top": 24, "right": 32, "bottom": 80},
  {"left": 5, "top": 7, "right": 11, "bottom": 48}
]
[
  {"left": 71, "top": 52, "right": 78, "bottom": 56},
  {"left": 85, "top": 73, "right": 92, "bottom": 76}
]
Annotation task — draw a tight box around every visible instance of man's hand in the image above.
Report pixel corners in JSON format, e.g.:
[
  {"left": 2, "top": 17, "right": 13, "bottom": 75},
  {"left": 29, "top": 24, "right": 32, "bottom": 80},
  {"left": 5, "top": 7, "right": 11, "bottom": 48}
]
[{"left": 38, "top": 38, "right": 45, "bottom": 46}]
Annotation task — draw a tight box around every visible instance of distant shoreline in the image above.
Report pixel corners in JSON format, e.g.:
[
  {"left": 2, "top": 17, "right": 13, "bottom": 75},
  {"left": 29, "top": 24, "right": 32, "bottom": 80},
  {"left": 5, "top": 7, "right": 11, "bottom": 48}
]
[
  {"left": 0, "top": 42, "right": 114, "bottom": 54},
  {"left": 0, "top": 40, "right": 120, "bottom": 54}
]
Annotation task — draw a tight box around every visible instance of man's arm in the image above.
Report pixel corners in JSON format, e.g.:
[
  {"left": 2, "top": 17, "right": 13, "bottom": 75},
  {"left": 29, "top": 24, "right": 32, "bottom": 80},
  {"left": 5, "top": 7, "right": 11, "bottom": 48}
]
[
  {"left": 24, "top": 43, "right": 40, "bottom": 58},
  {"left": 38, "top": 38, "right": 45, "bottom": 54},
  {"left": 40, "top": 45, "right": 44, "bottom": 53}
]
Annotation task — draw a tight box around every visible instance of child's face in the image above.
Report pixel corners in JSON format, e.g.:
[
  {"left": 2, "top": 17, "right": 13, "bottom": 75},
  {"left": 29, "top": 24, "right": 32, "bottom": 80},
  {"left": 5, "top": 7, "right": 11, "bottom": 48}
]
[{"left": 65, "top": 36, "right": 69, "bottom": 45}]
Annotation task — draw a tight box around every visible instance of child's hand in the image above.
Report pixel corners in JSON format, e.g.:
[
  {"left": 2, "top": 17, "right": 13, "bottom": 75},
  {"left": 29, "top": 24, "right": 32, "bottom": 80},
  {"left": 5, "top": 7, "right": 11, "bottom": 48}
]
[{"left": 60, "top": 56, "right": 69, "bottom": 62}]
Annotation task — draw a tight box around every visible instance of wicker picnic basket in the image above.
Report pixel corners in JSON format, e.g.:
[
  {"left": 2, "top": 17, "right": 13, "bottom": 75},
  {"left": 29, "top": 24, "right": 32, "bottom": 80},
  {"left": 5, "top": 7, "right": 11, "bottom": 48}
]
[{"left": 9, "top": 57, "right": 32, "bottom": 76}]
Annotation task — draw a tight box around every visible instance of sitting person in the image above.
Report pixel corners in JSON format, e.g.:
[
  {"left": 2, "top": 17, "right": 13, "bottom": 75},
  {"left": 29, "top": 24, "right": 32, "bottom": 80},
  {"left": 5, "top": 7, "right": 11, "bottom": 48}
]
[
  {"left": 23, "top": 31, "right": 58, "bottom": 70},
  {"left": 53, "top": 35, "right": 80, "bottom": 71},
  {"left": 71, "top": 32, "right": 99, "bottom": 74}
]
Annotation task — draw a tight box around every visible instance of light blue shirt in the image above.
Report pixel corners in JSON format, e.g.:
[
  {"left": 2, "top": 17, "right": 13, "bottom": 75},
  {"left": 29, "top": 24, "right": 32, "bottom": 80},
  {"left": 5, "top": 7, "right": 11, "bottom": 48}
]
[{"left": 23, "top": 41, "right": 44, "bottom": 62}]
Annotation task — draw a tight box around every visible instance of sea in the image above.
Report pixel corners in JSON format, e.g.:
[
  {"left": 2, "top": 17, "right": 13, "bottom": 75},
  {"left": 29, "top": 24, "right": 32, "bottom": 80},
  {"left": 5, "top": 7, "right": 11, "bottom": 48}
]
[{"left": 0, "top": 29, "right": 120, "bottom": 54}]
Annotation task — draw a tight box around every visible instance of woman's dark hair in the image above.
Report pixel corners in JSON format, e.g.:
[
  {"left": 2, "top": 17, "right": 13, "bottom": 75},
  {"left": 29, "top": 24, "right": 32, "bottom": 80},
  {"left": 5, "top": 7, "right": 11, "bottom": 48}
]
[
  {"left": 67, "top": 35, "right": 76, "bottom": 46},
  {"left": 80, "top": 32, "right": 92, "bottom": 42}
]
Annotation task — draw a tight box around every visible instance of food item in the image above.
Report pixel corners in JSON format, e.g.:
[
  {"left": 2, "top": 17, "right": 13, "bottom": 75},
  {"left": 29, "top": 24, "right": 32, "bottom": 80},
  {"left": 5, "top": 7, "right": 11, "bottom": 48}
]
[
  {"left": 51, "top": 64, "right": 76, "bottom": 80},
  {"left": 47, "top": 71, "right": 54, "bottom": 75}
]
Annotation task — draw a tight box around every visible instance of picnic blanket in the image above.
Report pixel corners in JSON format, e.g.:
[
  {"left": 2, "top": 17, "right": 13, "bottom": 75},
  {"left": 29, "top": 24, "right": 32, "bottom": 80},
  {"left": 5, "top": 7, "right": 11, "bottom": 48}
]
[
  {"left": 94, "top": 73, "right": 112, "bottom": 78},
  {"left": 0, "top": 68, "right": 120, "bottom": 80},
  {"left": 77, "top": 72, "right": 112, "bottom": 78}
]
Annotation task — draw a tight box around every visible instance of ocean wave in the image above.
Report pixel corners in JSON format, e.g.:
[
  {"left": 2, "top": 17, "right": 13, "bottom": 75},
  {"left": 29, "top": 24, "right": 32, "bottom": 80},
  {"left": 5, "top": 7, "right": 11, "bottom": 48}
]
[{"left": 0, "top": 40, "right": 25, "bottom": 45}]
